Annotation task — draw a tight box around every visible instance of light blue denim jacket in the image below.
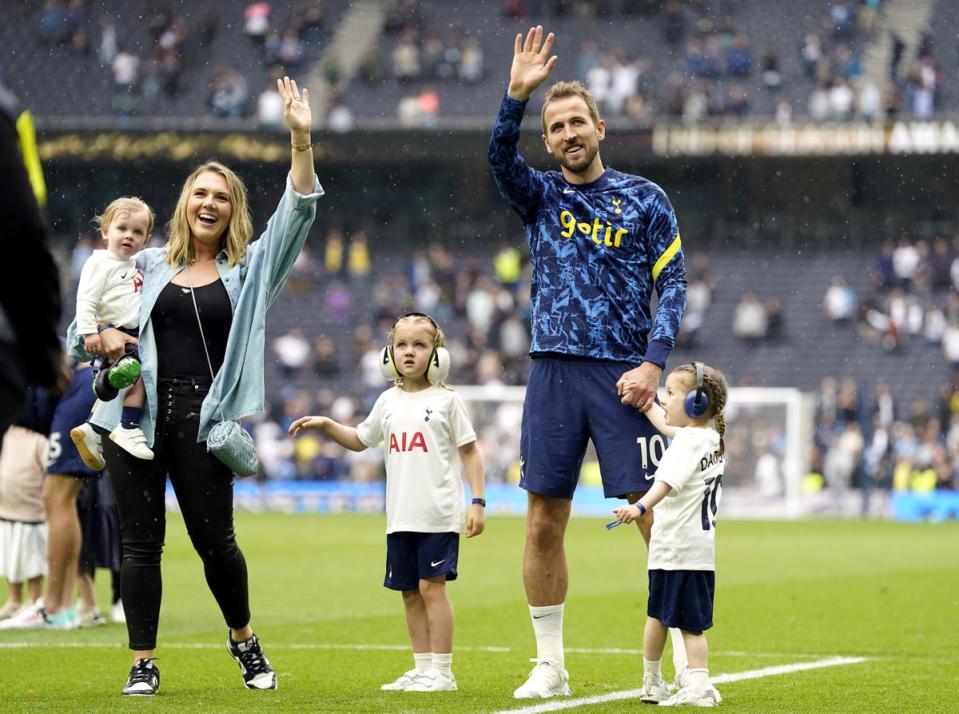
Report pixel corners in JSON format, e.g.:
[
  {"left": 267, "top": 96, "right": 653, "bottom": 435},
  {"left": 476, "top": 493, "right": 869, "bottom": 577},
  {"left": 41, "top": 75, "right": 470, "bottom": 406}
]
[{"left": 68, "top": 173, "right": 324, "bottom": 446}]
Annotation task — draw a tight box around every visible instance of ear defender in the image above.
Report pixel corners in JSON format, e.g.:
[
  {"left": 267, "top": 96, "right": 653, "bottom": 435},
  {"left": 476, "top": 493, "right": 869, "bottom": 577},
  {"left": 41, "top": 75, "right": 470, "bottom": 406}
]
[
  {"left": 379, "top": 345, "right": 400, "bottom": 381},
  {"left": 379, "top": 345, "right": 452, "bottom": 384},
  {"left": 684, "top": 361, "right": 710, "bottom": 419},
  {"left": 426, "top": 347, "right": 451, "bottom": 385}
]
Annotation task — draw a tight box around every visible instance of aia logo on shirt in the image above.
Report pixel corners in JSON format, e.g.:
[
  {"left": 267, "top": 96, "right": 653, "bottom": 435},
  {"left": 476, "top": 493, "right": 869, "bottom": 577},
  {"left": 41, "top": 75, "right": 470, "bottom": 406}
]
[
  {"left": 389, "top": 431, "right": 428, "bottom": 453},
  {"left": 132, "top": 268, "right": 144, "bottom": 293}
]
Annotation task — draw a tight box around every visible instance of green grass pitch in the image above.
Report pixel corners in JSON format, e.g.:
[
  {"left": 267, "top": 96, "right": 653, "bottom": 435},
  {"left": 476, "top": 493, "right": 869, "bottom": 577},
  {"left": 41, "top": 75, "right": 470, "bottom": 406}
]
[{"left": 2, "top": 513, "right": 957, "bottom": 712}]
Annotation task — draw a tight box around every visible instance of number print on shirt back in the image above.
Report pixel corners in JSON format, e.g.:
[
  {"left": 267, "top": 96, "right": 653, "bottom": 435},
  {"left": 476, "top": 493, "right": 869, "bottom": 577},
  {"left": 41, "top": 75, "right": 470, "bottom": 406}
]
[{"left": 700, "top": 474, "right": 723, "bottom": 531}]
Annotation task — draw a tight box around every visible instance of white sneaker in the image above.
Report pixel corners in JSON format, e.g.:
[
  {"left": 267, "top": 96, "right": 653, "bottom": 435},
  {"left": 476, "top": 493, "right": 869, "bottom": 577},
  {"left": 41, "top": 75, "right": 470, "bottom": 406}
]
[
  {"left": 659, "top": 687, "right": 721, "bottom": 707},
  {"left": 0, "top": 600, "right": 26, "bottom": 620},
  {"left": 674, "top": 666, "right": 687, "bottom": 691},
  {"left": 109, "top": 427, "right": 154, "bottom": 460},
  {"left": 405, "top": 669, "right": 457, "bottom": 692},
  {"left": 70, "top": 423, "right": 105, "bottom": 470},
  {"left": 513, "top": 659, "right": 571, "bottom": 699},
  {"left": 78, "top": 606, "right": 107, "bottom": 628},
  {"left": 0, "top": 602, "right": 75, "bottom": 630},
  {"left": 0, "top": 601, "right": 46, "bottom": 630},
  {"left": 111, "top": 600, "right": 127, "bottom": 624},
  {"left": 639, "top": 676, "right": 671, "bottom": 703},
  {"left": 380, "top": 668, "right": 421, "bottom": 691},
  {"left": 708, "top": 685, "right": 722, "bottom": 704}
]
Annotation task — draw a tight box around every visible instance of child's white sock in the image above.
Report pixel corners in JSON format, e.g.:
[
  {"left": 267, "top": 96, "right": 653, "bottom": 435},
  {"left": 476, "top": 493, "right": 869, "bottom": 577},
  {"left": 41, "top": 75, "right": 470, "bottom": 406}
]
[
  {"left": 669, "top": 628, "right": 688, "bottom": 678},
  {"left": 432, "top": 652, "right": 452, "bottom": 675},
  {"left": 529, "top": 603, "right": 565, "bottom": 668},
  {"left": 413, "top": 652, "right": 432, "bottom": 672},
  {"left": 643, "top": 657, "right": 662, "bottom": 681},
  {"left": 687, "top": 667, "right": 710, "bottom": 695}
]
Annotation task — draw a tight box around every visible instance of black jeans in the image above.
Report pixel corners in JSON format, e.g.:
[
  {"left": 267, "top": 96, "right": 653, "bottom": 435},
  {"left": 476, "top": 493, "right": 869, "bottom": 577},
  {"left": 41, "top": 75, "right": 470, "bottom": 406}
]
[{"left": 102, "top": 375, "right": 250, "bottom": 650}]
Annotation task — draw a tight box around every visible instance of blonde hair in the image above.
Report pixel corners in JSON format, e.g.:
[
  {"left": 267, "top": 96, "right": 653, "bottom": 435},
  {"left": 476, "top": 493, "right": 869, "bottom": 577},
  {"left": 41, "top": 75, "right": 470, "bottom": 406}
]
[
  {"left": 673, "top": 362, "right": 729, "bottom": 454},
  {"left": 94, "top": 196, "right": 155, "bottom": 238},
  {"left": 165, "top": 161, "right": 253, "bottom": 268},
  {"left": 540, "top": 80, "right": 602, "bottom": 135},
  {"left": 388, "top": 313, "right": 448, "bottom": 390}
]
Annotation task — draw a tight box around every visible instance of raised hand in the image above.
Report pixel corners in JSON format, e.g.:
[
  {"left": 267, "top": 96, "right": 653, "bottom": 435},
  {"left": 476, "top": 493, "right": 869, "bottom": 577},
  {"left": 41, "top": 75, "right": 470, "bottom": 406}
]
[
  {"left": 288, "top": 415, "right": 327, "bottom": 438},
  {"left": 508, "top": 25, "right": 558, "bottom": 102},
  {"left": 277, "top": 75, "right": 312, "bottom": 135}
]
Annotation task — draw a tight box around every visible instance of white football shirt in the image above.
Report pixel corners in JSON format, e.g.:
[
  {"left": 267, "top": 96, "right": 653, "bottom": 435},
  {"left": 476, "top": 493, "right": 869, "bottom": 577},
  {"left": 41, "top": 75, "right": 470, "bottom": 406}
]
[
  {"left": 74, "top": 249, "right": 142, "bottom": 334},
  {"left": 357, "top": 386, "right": 476, "bottom": 534},
  {"left": 647, "top": 426, "right": 724, "bottom": 571}
]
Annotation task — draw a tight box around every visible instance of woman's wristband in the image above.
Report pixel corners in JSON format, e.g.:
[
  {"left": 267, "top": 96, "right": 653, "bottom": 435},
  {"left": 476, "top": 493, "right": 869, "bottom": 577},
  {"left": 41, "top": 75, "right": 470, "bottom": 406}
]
[
  {"left": 291, "top": 137, "right": 312, "bottom": 151},
  {"left": 471, "top": 498, "right": 486, "bottom": 507},
  {"left": 96, "top": 323, "right": 116, "bottom": 334}
]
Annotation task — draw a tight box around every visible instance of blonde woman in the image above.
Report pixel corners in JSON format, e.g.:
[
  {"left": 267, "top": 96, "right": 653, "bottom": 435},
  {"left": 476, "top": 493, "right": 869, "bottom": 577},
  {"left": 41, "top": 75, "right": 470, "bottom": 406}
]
[{"left": 68, "top": 76, "right": 323, "bottom": 697}]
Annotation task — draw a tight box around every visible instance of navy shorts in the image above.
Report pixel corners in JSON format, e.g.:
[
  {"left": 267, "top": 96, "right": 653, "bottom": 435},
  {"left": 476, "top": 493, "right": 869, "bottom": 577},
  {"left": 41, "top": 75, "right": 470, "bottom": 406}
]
[
  {"left": 384, "top": 532, "right": 459, "bottom": 591},
  {"left": 47, "top": 367, "right": 100, "bottom": 478},
  {"left": 520, "top": 356, "right": 665, "bottom": 499},
  {"left": 647, "top": 569, "right": 715, "bottom": 633}
]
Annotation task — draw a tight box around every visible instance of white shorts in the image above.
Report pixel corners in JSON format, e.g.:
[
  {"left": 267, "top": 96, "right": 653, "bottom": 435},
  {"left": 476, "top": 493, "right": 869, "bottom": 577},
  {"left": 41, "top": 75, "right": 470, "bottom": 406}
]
[{"left": 0, "top": 520, "right": 48, "bottom": 582}]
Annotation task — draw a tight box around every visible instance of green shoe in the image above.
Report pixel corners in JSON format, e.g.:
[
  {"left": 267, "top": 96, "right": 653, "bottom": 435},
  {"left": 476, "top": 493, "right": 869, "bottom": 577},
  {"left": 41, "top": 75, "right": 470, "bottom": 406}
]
[{"left": 108, "top": 356, "right": 141, "bottom": 389}]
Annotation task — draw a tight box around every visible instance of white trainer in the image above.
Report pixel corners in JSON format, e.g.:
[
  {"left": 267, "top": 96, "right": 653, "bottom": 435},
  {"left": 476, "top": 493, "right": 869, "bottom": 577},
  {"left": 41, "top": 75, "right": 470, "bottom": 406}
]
[
  {"left": 0, "top": 601, "right": 46, "bottom": 630},
  {"left": 708, "top": 685, "right": 722, "bottom": 704},
  {"left": 639, "top": 676, "right": 671, "bottom": 703},
  {"left": 109, "top": 427, "right": 155, "bottom": 460},
  {"left": 405, "top": 669, "right": 457, "bottom": 692},
  {"left": 674, "top": 666, "right": 687, "bottom": 691},
  {"left": 513, "top": 660, "right": 571, "bottom": 699},
  {"left": 659, "top": 687, "right": 721, "bottom": 707},
  {"left": 0, "top": 600, "right": 25, "bottom": 620},
  {"left": 70, "top": 423, "right": 105, "bottom": 470},
  {"left": 78, "top": 606, "right": 107, "bottom": 628},
  {"left": 111, "top": 600, "right": 127, "bottom": 624},
  {"left": 380, "top": 668, "right": 421, "bottom": 691}
]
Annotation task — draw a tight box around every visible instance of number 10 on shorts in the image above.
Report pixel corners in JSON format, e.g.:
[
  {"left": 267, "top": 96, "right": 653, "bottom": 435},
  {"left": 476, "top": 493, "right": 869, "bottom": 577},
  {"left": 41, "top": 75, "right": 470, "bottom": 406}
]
[{"left": 635, "top": 434, "right": 666, "bottom": 471}]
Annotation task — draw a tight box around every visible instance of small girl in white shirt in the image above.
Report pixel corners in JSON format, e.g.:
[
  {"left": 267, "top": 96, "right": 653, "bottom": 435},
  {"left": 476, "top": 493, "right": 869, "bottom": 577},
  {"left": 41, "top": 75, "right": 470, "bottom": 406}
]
[
  {"left": 613, "top": 361, "right": 728, "bottom": 707},
  {"left": 289, "top": 313, "right": 486, "bottom": 693}
]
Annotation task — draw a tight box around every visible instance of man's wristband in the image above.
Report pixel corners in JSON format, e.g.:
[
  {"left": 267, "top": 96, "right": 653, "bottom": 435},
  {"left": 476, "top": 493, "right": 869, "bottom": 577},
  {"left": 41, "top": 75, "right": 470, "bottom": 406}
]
[
  {"left": 471, "top": 498, "right": 486, "bottom": 507},
  {"left": 636, "top": 502, "right": 647, "bottom": 516},
  {"left": 96, "top": 323, "right": 116, "bottom": 334}
]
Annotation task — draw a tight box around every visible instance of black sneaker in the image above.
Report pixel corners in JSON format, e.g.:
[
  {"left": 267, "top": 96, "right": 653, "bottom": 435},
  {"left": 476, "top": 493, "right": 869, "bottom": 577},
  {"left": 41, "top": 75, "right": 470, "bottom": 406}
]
[
  {"left": 227, "top": 632, "right": 277, "bottom": 690},
  {"left": 93, "top": 367, "right": 119, "bottom": 402},
  {"left": 121, "top": 658, "right": 160, "bottom": 696}
]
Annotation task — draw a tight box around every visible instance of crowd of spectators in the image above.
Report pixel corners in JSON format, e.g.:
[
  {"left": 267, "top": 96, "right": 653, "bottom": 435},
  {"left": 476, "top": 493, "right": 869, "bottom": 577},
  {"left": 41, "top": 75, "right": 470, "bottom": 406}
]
[
  {"left": 825, "top": 236, "right": 959, "bottom": 361},
  {"left": 19, "top": 0, "right": 959, "bottom": 125},
  {"left": 60, "top": 223, "right": 959, "bottom": 504},
  {"left": 808, "top": 234, "right": 959, "bottom": 510},
  {"left": 809, "top": 373, "right": 958, "bottom": 502},
  {"left": 371, "top": 0, "right": 891, "bottom": 124},
  {"left": 27, "top": 0, "right": 327, "bottom": 119}
]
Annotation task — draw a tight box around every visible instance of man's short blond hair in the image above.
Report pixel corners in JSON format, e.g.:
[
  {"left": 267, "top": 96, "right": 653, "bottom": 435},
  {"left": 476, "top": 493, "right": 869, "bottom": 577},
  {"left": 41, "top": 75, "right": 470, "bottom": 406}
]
[{"left": 540, "top": 80, "right": 602, "bottom": 134}]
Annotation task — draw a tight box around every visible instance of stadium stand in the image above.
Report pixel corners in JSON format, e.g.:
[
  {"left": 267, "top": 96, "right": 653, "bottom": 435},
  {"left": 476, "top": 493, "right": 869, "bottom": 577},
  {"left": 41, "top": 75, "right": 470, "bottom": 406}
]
[
  {"left": 7, "top": 0, "right": 957, "bottom": 122},
  {"left": 1, "top": 0, "right": 342, "bottom": 119},
  {"left": 7, "top": 1, "right": 958, "bottom": 494}
]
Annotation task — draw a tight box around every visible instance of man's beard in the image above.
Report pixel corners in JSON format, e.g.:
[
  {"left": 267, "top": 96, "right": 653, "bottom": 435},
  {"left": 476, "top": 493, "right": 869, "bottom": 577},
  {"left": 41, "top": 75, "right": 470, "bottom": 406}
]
[{"left": 557, "top": 142, "right": 599, "bottom": 175}]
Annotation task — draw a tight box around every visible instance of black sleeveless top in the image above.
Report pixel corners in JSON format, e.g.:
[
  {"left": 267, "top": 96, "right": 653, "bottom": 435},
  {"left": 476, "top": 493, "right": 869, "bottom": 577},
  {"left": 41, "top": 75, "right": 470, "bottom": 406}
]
[{"left": 152, "top": 279, "right": 232, "bottom": 378}]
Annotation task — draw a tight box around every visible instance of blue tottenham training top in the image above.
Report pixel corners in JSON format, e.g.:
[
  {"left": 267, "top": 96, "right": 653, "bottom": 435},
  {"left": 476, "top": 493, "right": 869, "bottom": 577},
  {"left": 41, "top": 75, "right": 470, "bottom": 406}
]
[{"left": 489, "top": 93, "right": 686, "bottom": 367}]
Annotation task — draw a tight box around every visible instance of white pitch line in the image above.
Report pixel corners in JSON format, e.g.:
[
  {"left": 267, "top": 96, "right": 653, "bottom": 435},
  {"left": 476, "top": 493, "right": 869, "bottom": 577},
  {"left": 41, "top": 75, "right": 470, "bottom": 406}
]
[
  {"left": 0, "top": 641, "right": 504, "bottom": 652},
  {"left": 492, "top": 656, "right": 869, "bottom": 714},
  {"left": 0, "top": 641, "right": 835, "bottom": 659}
]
